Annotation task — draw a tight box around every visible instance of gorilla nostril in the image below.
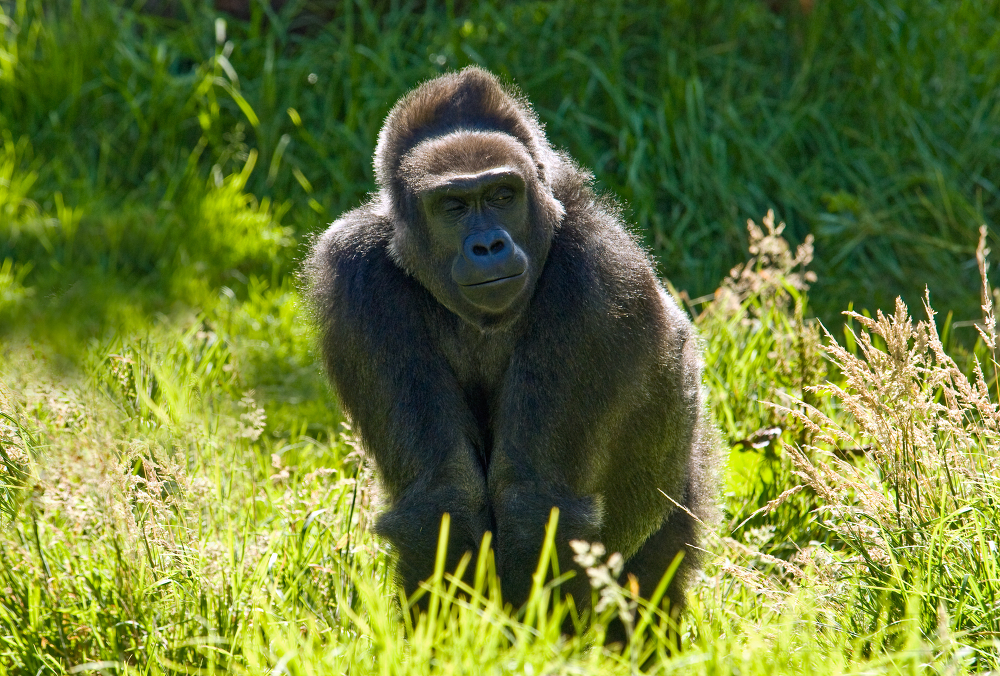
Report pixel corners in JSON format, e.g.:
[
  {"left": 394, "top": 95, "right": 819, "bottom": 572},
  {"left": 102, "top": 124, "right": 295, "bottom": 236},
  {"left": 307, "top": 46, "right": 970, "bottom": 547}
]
[{"left": 465, "top": 230, "right": 512, "bottom": 261}]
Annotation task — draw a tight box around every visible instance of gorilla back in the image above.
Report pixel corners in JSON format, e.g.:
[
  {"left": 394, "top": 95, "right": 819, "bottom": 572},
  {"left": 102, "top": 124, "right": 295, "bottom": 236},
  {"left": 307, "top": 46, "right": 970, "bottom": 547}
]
[{"left": 305, "top": 67, "right": 715, "bottom": 612}]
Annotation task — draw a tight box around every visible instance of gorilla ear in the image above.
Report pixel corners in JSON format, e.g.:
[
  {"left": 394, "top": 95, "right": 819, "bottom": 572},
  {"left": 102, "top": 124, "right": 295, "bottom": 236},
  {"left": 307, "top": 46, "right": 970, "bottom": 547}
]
[{"left": 534, "top": 180, "right": 566, "bottom": 226}]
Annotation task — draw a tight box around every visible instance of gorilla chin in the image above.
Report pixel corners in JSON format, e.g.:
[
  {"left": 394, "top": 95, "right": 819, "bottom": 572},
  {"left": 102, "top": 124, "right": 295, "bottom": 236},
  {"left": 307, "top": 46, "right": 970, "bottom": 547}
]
[{"left": 458, "top": 271, "right": 527, "bottom": 311}]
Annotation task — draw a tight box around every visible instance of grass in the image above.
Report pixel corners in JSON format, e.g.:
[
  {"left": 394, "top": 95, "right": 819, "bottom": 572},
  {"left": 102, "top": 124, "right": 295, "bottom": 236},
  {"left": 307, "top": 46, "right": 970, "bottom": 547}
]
[
  {"left": 2, "top": 0, "right": 1000, "bottom": 673},
  {"left": 4, "top": 213, "right": 997, "bottom": 674}
]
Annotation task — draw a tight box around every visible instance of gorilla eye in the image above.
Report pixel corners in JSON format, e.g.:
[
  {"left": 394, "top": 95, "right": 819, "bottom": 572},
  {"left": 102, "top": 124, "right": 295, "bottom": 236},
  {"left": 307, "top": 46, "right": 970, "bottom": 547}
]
[
  {"left": 490, "top": 186, "right": 515, "bottom": 205},
  {"left": 441, "top": 198, "right": 467, "bottom": 215}
]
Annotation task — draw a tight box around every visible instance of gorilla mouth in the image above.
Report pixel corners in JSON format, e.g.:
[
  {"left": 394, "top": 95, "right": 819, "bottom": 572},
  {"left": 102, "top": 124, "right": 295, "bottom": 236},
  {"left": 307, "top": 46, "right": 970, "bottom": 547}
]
[
  {"left": 457, "top": 270, "right": 528, "bottom": 312},
  {"left": 461, "top": 272, "right": 525, "bottom": 287}
]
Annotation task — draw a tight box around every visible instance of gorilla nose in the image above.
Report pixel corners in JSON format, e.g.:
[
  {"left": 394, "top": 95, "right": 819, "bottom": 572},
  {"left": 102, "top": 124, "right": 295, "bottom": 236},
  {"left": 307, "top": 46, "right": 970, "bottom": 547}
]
[
  {"left": 463, "top": 229, "right": 512, "bottom": 263},
  {"left": 453, "top": 227, "right": 529, "bottom": 307}
]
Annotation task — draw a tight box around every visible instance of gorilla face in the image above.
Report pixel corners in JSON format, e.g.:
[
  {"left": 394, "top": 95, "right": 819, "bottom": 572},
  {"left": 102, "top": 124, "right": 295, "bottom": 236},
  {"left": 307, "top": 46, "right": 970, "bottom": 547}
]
[
  {"left": 392, "top": 130, "right": 562, "bottom": 329},
  {"left": 421, "top": 167, "right": 530, "bottom": 313}
]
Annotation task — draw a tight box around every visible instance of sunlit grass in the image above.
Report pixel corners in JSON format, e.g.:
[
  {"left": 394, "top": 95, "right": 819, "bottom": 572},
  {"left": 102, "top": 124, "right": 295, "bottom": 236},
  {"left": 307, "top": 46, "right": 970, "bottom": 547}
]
[{"left": 2, "top": 215, "right": 998, "bottom": 672}]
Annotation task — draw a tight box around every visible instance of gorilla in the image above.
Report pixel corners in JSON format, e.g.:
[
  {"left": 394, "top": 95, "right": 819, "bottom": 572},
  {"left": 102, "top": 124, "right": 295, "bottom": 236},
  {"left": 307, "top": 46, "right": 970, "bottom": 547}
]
[{"left": 305, "top": 67, "right": 716, "bottom": 616}]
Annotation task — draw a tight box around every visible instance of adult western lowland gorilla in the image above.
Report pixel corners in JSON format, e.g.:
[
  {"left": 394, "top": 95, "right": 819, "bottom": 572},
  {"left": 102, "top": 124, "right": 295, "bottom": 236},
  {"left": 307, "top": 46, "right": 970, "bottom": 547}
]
[{"left": 305, "top": 67, "right": 716, "bottom": 614}]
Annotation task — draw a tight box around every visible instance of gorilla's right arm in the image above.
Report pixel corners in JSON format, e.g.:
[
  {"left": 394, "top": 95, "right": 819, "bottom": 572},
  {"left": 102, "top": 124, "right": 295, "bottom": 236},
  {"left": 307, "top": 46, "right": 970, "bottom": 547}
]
[{"left": 307, "top": 208, "right": 489, "bottom": 593}]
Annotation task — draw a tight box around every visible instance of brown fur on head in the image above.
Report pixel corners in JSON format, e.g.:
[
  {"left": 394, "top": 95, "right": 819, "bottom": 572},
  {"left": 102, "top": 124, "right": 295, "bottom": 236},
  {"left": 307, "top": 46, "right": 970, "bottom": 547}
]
[{"left": 374, "top": 67, "right": 562, "bottom": 214}]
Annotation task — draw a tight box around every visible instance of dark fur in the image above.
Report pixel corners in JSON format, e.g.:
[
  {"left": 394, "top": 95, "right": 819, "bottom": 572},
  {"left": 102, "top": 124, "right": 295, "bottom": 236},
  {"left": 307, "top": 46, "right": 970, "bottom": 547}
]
[{"left": 305, "top": 67, "right": 716, "bottom": 614}]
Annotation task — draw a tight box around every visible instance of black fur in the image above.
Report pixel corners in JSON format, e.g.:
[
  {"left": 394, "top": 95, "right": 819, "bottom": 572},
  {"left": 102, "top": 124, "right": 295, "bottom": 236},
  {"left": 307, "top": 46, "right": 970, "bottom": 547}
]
[{"left": 305, "top": 67, "right": 716, "bottom": 614}]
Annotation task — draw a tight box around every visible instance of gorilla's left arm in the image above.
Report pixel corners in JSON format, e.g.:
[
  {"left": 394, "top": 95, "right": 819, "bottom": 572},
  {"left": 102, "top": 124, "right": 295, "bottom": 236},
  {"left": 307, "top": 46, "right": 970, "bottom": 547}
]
[{"left": 487, "top": 205, "right": 702, "bottom": 604}]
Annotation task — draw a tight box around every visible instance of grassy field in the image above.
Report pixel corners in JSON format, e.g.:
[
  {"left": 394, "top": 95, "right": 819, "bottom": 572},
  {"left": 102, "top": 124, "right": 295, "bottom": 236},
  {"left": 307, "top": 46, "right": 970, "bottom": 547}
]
[{"left": 2, "top": 0, "right": 1000, "bottom": 673}]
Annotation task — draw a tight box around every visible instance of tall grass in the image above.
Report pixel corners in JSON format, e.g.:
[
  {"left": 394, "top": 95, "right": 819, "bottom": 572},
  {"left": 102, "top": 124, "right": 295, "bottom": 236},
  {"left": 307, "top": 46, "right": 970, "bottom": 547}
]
[
  {"left": 4, "top": 215, "right": 996, "bottom": 672},
  {"left": 693, "top": 219, "right": 1000, "bottom": 671},
  {"left": 768, "top": 230, "right": 1000, "bottom": 667}
]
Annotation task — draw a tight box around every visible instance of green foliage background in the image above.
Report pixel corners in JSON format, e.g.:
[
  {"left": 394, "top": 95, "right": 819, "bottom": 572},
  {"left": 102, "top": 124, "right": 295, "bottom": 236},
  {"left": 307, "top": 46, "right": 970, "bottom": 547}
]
[
  {"left": 2, "top": 0, "right": 1000, "bottom": 673},
  {"left": 2, "top": 0, "right": 998, "bottom": 328}
]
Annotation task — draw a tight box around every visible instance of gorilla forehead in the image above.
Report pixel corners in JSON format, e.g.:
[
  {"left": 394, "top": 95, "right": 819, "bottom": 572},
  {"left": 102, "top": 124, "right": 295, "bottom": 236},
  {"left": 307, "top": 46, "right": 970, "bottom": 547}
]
[
  {"left": 374, "top": 67, "right": 560, "bottom": 201},
  {"left": 398, "top": 131, "right": 538, "bottom": 195}
]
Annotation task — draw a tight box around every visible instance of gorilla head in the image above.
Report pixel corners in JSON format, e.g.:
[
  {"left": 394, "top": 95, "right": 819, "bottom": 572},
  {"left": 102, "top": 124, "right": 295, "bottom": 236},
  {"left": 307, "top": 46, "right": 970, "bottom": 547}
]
[{"left": 374, "top": 70, "right": 566, "bottom": 329}]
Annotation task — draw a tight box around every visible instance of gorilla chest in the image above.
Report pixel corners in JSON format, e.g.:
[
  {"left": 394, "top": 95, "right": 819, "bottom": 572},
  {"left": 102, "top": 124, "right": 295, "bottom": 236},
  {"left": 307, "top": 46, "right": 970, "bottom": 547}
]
[{"left": 436, "top": 325, "right": 518, "bottom": 457}]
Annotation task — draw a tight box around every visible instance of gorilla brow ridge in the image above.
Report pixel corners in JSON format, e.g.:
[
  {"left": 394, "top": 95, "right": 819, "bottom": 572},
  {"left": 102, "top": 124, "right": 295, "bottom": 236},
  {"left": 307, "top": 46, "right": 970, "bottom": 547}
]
[{"left": 397, "top": 130, "right": 536, "bottom": 196}]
